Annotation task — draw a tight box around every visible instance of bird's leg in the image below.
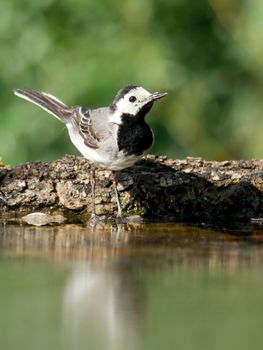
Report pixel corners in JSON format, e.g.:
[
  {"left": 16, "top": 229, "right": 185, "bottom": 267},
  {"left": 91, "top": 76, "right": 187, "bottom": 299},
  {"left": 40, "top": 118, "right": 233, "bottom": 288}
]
[
  {"left": 113, "top": 171, "right": 126, "bottom": 224},
  {"left": 90, "top": 168, "right": 100, "bottom": 223}
]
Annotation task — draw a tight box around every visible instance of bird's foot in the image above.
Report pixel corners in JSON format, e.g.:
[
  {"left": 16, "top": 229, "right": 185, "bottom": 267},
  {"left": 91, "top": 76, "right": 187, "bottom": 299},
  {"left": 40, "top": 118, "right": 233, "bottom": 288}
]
[
  {"left": 116, "top": 214, "right": 126, "bottom": 224},
  {"left": 90, "top": 213, "right": 101, "bottom": 226}
]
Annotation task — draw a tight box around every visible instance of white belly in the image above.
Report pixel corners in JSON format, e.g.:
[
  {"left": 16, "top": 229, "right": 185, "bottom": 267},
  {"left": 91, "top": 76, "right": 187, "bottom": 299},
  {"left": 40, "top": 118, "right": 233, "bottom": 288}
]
[{"left": 66, "top": 124, "right": 144, "bottom": 170}]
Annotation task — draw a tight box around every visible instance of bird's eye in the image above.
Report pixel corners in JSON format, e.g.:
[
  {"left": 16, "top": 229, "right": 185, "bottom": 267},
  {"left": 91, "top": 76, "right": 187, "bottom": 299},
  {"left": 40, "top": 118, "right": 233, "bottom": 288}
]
[{"left": 129, "top": 96, "right": 137, "bottom": 103}]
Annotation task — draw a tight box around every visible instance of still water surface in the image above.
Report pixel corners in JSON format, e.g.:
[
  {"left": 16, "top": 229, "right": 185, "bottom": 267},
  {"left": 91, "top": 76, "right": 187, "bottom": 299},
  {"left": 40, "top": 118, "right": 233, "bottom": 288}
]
[{"left": 1, "top": 221, "right": 263, "bottom": 350}]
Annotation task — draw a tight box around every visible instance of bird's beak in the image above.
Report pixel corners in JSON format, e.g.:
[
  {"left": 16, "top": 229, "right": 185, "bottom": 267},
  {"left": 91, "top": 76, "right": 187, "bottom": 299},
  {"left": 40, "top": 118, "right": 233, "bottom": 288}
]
[{"left": 146, "top": 92, "right": 168, "bottom": 103}]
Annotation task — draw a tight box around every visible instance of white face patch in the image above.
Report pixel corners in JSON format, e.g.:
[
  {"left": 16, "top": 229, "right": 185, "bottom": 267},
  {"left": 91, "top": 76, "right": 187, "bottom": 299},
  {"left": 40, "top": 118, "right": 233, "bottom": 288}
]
[{"left": 114, "top": 87, "right": 152, "bottom": 116}]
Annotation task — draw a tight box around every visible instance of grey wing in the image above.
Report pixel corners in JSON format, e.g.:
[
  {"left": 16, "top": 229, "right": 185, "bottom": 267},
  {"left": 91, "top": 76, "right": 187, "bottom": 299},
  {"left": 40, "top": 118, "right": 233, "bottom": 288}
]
[{"left": 71, "top": 107, "right": 106, "bottom": 149}]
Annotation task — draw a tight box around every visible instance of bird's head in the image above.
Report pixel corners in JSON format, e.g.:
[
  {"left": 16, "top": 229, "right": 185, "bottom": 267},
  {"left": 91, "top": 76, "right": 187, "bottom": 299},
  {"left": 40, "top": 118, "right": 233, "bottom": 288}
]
[{"left": 109, "top": 84, "right": 167, "bottom": 123}]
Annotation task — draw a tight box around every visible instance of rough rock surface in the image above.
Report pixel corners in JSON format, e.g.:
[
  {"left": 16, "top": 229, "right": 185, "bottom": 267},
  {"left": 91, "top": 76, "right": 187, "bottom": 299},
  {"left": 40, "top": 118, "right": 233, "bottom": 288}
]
[{"left": 1, "top": 154, "right": 263, "bottom": 223}]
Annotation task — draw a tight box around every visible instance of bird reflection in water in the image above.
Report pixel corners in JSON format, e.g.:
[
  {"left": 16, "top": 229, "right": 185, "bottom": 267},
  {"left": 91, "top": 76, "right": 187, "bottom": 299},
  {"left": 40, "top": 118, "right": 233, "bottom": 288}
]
[{"left": 1, "top": 221, "right": 263, "bottom": 349}]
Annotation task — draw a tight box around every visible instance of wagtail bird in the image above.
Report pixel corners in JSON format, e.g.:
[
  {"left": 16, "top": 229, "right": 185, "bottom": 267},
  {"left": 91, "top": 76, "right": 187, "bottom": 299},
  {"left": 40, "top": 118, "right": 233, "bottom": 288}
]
[{"left": 14, "top": 85, "right": 167, "bottom": 222}]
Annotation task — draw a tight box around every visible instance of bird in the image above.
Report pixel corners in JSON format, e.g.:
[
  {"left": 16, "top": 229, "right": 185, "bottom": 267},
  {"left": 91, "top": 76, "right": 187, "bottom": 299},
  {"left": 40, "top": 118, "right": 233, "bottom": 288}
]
[{"left": 14, "top": 84, "right": 167, "bottom": 223}]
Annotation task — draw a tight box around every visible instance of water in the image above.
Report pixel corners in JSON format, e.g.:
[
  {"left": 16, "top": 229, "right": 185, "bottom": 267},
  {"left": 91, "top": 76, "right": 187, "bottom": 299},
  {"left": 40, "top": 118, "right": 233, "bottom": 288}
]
[{"left": 1, "top": 221, "right": 263, "bottom": 350}]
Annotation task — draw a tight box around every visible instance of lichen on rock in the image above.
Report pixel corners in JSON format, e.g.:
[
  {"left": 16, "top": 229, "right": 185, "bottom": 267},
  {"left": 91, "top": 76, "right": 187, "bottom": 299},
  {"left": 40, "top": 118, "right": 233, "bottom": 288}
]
[{"left": 1, "top": 154, "right": 263, "bottom": 224}]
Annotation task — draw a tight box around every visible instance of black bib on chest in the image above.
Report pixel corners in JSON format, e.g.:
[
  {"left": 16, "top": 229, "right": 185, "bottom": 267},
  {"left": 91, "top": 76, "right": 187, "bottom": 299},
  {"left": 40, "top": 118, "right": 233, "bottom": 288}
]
[{"left": 117, "top": 113, "right": 153, "bottom": 156}]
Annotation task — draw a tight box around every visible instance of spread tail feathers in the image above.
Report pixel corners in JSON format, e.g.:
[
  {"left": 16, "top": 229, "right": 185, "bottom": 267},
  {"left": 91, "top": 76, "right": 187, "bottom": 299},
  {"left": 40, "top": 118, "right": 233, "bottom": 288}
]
[{"left": 14, "top": 88, "right": 71, "bottom": 122}]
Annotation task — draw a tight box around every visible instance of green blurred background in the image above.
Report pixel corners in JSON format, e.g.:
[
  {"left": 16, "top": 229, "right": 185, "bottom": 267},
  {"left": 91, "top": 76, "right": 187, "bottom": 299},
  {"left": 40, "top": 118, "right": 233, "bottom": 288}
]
[{"left": 1, "top": 0, "right": 263, "bottom": 166}]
